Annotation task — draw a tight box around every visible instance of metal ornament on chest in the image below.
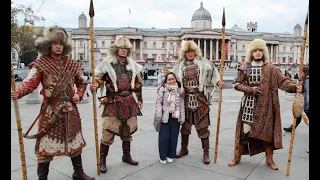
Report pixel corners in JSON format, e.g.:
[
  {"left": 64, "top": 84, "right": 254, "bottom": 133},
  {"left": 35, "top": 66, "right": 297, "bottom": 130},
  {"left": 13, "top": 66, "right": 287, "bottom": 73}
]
[
  {"left": 112, "top": 62, "right": 132, "bottom": 82},
  {"left": 248, "top": 66, "right": 262, "bottom": 86},
  {"left": 183, "top": 62, "right": 200, "bottom": 110}
]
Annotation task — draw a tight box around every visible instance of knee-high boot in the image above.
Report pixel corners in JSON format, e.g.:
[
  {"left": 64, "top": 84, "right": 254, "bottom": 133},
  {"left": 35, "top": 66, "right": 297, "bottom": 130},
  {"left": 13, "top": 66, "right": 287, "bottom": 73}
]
[
  {"left": 100, "top": 143, "right": 110, "bottom": 173},
  {"left": 201, "top": 137, "right": 210, "bottom": 164},
  {"left": 122, "top": 141, "right": 139, "bottom": 165},
  {"left": 37, "top": 163, "right": 50, "bottom": 180},
  {"left": 71, "top": 154, "right": 95, "bottom": 180},
  {"left": 176, "top": 134, "right": 189, "bottom": 158},
  {"left": 228, "top": 144, "right": 244, "bottom": 167},
  {"left": 265, "top": 146, "right": 278, "bottom": 170}
]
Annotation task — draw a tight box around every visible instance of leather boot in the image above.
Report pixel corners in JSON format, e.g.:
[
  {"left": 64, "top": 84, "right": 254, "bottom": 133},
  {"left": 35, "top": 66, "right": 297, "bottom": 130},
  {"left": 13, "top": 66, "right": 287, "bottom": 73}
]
[
  {"left": 201, "top": 137, "right": 210, "bottom": 164},
  {"left": 228, "top": 144, "right": 244, "bottom": 167},
  {"left": 122, "top": 141, "right": 139, "bottom": 165},
  {"left": 265, "top": 146, "right": 278, "bottom": 170},
  {"left": 71, "top": 154, "right": 95, "bottom": 180},
  {"left": 37, "top": 163, "right": 50, "bottom": 180},
  {"left": 176, "top": 134, "right": 189, "bottom": 158},
  {"left": 100, "top": 143, "right": 109, "bottom": 173}
]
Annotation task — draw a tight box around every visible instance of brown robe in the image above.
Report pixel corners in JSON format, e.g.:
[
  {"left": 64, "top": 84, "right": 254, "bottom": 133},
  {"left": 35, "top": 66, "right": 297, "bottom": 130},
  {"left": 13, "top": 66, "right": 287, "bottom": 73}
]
[{"left": 233, "top": 62, "right": 297, "bottom": 156}]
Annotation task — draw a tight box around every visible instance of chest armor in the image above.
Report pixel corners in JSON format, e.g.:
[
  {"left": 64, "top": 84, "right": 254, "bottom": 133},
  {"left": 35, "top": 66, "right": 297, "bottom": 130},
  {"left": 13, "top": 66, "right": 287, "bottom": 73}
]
[
  {"left": 183, "top": 63, "right": 200, "bottom": 110},
  {"left": 111, "top": 62, "right": 133, "bottom": 91},
  {"left": 242, "top": 65, "right": 262, "bottom": 125}
]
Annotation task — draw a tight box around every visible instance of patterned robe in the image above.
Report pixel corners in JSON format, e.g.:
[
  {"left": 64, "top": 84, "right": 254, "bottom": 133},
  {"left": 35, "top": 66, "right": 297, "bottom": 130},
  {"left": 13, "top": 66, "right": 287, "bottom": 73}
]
[
  {"left": 233, "top": 62, "right": 297, "bottom": 156},
  {"left": 15, "top": 56, "right": 87, "bottom": 157},
  {"left": 94, "top": 57, "right": 143, "bottom": 137}
]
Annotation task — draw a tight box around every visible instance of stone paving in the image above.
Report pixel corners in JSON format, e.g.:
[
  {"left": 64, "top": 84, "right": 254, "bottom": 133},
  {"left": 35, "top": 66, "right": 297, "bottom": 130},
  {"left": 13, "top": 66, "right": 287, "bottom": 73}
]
[{"left": 11, "top": 85, "right": 309, "bottom": 180}]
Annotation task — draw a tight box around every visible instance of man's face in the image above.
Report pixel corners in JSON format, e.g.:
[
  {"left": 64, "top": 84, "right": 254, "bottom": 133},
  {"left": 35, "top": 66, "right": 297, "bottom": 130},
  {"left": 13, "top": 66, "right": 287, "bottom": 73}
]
[
  {"left": 118, "top": 48, "right": 128, "bottom": 57},
  {"left": 51, "top": 41, "right": 64, "bottom": 55},
  {"left": 252, "top": 49, "right": 263, "bottom": 60},
  {"left": 185, "top": 49, "right": 195, "bottom": 61}
]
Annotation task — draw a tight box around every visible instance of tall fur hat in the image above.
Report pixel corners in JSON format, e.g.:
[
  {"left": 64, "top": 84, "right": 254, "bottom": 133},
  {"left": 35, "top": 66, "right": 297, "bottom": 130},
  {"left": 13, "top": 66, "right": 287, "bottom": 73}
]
[
  {"left": 34, "top": 26, "right": 72, "bottom": 56},
  {"left": 245, "top": 38, "right": 269, "bottom": 62},
  {"left": 108, "top": 35, "right": 132, "bottom": 57},
  {"left": 178, "top": 40, "right": 202, "bottom": 62}
]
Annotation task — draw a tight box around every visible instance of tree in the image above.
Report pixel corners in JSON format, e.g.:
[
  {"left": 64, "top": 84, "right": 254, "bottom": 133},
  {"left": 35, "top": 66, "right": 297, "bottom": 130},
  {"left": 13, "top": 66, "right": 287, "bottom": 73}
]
[{"left": 11, "top": 2, "right": 45, "bottom": 67}]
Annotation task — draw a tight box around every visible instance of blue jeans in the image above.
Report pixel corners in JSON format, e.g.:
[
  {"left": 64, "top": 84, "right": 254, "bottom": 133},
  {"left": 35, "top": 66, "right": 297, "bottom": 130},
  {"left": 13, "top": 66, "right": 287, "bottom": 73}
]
[{"left": 158, "top": 114, "right": 180, "bottom": 161}]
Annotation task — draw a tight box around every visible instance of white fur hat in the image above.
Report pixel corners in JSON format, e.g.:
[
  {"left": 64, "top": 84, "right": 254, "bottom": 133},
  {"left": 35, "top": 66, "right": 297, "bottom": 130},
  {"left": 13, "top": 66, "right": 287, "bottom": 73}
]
[
  {"left": 178, "top": 40, "right": 202, "bottom": 62},
  {"left": 245, "top": 38, "right": 269, "bottom": 62},
  {"left": 34, "top": 26, "right": 72, "bottom": 56},
  {"left": 108, "top": 35, "right": 132, "bottom": 57}
]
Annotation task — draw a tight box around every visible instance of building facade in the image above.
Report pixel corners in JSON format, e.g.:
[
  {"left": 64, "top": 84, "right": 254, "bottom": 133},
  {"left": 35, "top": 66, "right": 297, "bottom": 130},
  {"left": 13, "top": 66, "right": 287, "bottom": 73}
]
[{"left": 30, "top": 2, "right": 308, "bottom": 74}]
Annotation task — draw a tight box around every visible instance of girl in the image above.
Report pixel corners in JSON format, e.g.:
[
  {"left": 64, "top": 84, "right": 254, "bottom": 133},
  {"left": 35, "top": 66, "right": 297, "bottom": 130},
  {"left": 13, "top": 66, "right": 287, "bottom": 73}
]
[{"left": 155, "top": 72, "right": 185, "bottom": 164}]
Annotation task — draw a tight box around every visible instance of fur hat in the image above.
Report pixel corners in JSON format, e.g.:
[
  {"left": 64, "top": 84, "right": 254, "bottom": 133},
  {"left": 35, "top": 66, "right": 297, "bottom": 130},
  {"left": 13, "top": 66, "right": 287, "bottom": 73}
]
[
  {"left": 178, "top": 40, "right": 202, "bottom": 62},
  {"left": 108, "top": 35, "right": 132, "bottom": 57},
  {"left": 245, "top": 38, "right": 269, "bottom": 62},
  {"left": 34, "top": 26, "right": 72, "bottom": 56}
]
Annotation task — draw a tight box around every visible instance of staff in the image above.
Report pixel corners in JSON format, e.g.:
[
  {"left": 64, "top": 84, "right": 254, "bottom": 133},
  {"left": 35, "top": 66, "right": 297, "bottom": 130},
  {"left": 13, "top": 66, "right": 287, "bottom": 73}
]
[
  {"left": 214, "top": 7, "right": 226, "bottom": 163},
  {"left": 89, "top": 0, "right": 100, "bottom": 175},
  {"left": 286, "top": 9, "right": 308, "bottom": 176},
  {"left": 11, "top": 61, "right": 28, "bottom": 180}
]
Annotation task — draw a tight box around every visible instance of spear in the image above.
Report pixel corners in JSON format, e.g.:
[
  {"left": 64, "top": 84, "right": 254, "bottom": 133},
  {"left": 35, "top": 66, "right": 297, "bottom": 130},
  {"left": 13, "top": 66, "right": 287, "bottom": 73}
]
[
  {"left": 89, "top": 0, "right": 100, "bottom": 175},
  {"left": 286, "top": 9, "right": 308, "bottom": 176},
  {"left": 11, "top": 61, "right": 28, "bottom": 180},
  {"left": 214, "top": 7, "right": 226, "bottom": 163}
]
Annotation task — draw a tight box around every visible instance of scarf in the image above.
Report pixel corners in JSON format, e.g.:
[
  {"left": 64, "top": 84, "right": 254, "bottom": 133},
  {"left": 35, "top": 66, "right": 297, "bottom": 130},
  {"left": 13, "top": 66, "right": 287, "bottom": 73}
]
[{"left": 165, "top": 83, "right": 180, "bottom": 118}]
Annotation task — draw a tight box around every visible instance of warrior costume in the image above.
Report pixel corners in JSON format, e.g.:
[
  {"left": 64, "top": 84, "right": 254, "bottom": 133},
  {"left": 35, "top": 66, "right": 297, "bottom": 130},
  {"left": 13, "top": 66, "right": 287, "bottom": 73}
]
[
  {"left": 14, "top": 26, "right": 94, "bottom": 180},
  {"left": 93, "top": 36, "right": 142, "bottom": 173},
  {"left": 229, "top": 39, "right": 298, "bottom": 170},
  {"left": 171, "top": 40, "right": 220, "bottom": 164}
]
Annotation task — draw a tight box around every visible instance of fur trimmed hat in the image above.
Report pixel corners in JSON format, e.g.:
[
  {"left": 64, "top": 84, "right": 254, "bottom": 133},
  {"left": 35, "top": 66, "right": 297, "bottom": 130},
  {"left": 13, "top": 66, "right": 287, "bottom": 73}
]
[
  {"left": 108, "top": 35, "right": 132, "bottom": 57},
  {"left": 178, "top": 40, "right": 202, "bottom": 62},
  {"left": 245, "top": 38, "right": 269, "bottom": 62},
  {"left": 34, "top": 26, "right": 72, "bottom": 56}
]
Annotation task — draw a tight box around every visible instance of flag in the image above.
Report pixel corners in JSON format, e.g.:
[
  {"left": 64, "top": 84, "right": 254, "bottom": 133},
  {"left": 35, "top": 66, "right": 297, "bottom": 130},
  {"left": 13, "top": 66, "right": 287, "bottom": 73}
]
[{"left": 129, "top": 8, "right": 131, "bottom": 14}]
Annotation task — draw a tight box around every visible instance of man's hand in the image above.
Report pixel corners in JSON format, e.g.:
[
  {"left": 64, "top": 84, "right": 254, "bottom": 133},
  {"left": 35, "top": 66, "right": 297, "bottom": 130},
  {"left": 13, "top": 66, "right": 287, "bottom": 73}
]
[
  {"left": 218, "top": 81, "right": 225, "bottom": 89},
  {"left": 296, "top": 85, "right": 303, "bottom": 93},
  {"left": 72, "top": 94, "right": 80, "bottom": 103},
  {"left": 252, "top": 87, "right": 263, "bottom": 96},
  {"left": 89, "top": 84, "right": 97, "bottom": 92},
  {"left": 11, "top": 91, "right": 19, "bottom": 100}
]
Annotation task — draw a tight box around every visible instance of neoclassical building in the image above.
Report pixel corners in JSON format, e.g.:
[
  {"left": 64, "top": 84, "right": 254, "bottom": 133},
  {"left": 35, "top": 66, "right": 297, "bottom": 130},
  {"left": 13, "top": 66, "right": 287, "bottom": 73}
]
[{"left": 29, "top": 2, "right": 308, "bottom": 73}]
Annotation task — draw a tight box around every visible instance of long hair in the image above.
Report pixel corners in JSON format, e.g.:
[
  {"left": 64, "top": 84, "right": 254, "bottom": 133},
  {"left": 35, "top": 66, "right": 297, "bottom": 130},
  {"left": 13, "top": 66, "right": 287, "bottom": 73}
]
[{"left": 157, "top": 72, "right": 181, "bottom": 93}]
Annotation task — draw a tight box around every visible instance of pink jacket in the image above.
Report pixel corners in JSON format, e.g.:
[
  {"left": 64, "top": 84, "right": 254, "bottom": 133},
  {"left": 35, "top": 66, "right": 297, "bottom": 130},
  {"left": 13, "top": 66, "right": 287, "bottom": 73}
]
[{"left": 155, "top": 87, "right": 185, "bottom": 123}]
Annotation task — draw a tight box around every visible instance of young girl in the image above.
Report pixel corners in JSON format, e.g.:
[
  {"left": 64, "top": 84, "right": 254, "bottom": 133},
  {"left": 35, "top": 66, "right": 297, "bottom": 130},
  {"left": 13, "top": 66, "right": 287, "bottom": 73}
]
[{"left": 155, "top": 72, "right": 185, "bottom": 164}]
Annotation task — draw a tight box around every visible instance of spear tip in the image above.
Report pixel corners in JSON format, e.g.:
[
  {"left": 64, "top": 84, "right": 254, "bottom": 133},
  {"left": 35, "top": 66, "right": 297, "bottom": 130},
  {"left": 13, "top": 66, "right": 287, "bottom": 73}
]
[
  {"left": 222, "top": 7, "right": 226, "bottom": 26},
  {"left": 89, "top": 0, "right": 95, "bottom": 17},
  {"left": 305, "top": 12, "right": 308, "bottom": 25}
]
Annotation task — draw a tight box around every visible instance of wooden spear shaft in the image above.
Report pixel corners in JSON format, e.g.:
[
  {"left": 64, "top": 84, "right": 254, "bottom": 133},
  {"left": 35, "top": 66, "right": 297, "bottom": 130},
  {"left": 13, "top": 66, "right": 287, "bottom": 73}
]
[
  {"left": 214, "top": 7, "right": 226, "bottom": 163},
  {"left": 286, "top": 11, "right": 308, "bottom": 176},
  {"left": 11, "top": 61, "right": 28, "bottom": 180},
  {"left": 89, "top": 0, "right": 100, "bottom": 175}
]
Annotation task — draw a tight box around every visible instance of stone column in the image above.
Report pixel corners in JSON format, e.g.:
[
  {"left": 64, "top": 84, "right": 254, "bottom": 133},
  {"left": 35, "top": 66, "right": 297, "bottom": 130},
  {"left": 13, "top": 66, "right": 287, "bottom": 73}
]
[
  {"left": 216, "top": 40, "right": 219, "bottom": 60},
  {"left": 233, "top": 43, "right": 236, "bottom": 62},
  {"left": 276, "top": 45, "right": 279, "bottom": 63},
  {"left": 270, "top": 45, "right": 273, "bottom": 62},
  {"left": 167, "top": 41, "right": 170, "bottom": 59},
  {"left": 133, "top": 39, "right": 136, "bottom": 59},
  {"left": 297, "top": 45, "right": 301, "bottom": 63},
  {"left": 293, "top": 46, "right": 297, "bottom": 63},
  {"left": 140, "top": 40, "right": 143, "bottom": 60},
  {"left": 26, "top": 87, "right": 41, "bottom": 104},
  {"left": 210, "top": 39, "right": 213, "bottom": 60},
  {"left": 198, "top": 39, "right": 200, "bottom": 47},
  {"left": 204, "top": 39, "right": 207, "bottom": 58},
  {"left": 227, "top": 40, "right": 231, "bottom": 60}
]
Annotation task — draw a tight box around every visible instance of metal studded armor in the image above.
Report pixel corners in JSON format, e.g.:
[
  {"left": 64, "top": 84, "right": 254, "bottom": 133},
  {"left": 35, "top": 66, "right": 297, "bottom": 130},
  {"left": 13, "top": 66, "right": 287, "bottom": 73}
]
[{"left": 183, "top": 62, "right": 201, "bottom": 111}]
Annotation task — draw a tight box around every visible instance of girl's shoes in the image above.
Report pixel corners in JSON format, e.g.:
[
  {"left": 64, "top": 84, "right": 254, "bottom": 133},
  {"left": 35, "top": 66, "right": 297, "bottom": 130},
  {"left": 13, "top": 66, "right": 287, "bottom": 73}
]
[
  {"left": 166, "top": 157, "right": 173, "bottom": 163},
  {"left": 160, "top": 159, "right": 167, "bottom": 164}
]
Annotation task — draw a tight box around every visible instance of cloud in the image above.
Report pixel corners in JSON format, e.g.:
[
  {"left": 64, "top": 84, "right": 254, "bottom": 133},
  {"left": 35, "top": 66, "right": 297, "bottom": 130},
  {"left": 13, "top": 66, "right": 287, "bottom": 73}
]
[{"left": 12, "top": 0, "right": 308, "bottom": 34}]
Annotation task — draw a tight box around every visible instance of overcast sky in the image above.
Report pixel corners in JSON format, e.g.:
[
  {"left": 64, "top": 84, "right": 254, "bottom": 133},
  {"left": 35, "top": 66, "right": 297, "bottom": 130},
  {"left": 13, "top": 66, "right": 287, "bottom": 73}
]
[{"left": 13, "top": 0, "right": 308, "bottom": 34}]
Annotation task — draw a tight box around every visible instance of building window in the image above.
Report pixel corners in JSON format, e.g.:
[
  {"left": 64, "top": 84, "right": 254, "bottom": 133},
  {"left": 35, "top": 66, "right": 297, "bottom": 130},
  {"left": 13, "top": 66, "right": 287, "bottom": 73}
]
[
  {"left": 230, "top": 44, "right": 233, "bottom": 50},
  {"left": 290, "top": 47, "right": 292, "bottom": 52},
  {"left": 102, "top": 41, "right": 105, "bottom": 47},
  {"left": 235, "top": 45, "right": 237, "bottom": 51},
  {"left": 153, "top": 42, "right": 156, "bottom": 48},
  {"left": 282, "top": 57, "right": 286, "bottom": 63},
  {"left": 79, "top": 54, "right": 84, "bottom": 60},
  {"left": 144, "top": 42, "right": 147, "bottom": 48},
  {"left": 161, "top": 54, "right": 166, "bottom": 60},
  {"left": 162, "top": 42, "right": 165, "bottom": 48},
  {"left": 283, "top": 46, "right": 286, "bottom": 52},
  {"left": 136, "top": 53, "right": 140, "bottom": 60},
  {"left": 241, "top": 56, "right": 245, "bottom": 62},
  {"left": 230, "top": 55, "right": 234, "bottom": 61},
  {"left": 243, "top": 45, "right": 245, "bottom": 50},
  {"left": 178, "top": 42, "right": 180, "bottom": 48},
  {"left": 152, "top": 54, "right": 157, "bottom": 59},
  {"left": 143, "top": 54, "right": 148, "bottom": 60},
  {"left": 80, "top": 40, "right": 83, "bottom": 46},
  {"left": 111, "top": 40, "right": 114, "bottom": 44}
]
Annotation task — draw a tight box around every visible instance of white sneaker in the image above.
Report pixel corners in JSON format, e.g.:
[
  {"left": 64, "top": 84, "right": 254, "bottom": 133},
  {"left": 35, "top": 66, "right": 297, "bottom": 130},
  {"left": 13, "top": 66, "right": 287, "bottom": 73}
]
[
  {"left": 166, "top": 157, "right": 173, "bottom": 163},
  {"left": 160, "top": 159, "right": 167, "bottom": 164}
]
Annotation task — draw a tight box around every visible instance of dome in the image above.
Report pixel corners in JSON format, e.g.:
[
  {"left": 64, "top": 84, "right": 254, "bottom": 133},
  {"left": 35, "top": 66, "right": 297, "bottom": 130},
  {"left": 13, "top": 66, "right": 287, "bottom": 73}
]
[
  {"left": 191, "top": 2, "right": 212, "bottom": 21},
  {"left": 294, "top": 23, "right": 302, "bottom": 29},
  {"left": 78, "top": 12, "right": 87, "bottom": 20}
]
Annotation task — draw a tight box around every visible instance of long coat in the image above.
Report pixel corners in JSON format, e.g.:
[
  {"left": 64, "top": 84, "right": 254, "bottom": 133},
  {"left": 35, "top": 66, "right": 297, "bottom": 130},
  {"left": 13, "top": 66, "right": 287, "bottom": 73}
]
[{"left": 233, "top": 62, "right": 297, "bottom": 156}]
